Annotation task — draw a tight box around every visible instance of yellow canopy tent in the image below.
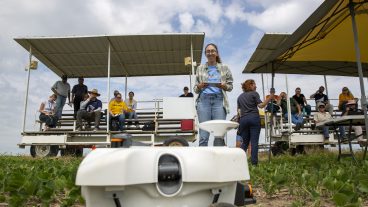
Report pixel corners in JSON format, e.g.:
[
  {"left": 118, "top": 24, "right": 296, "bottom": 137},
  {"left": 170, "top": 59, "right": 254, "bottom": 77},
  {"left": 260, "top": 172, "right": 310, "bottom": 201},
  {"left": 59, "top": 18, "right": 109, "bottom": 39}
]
[{"left": 244, "top": 0, "right": 368, "bottom": 159}]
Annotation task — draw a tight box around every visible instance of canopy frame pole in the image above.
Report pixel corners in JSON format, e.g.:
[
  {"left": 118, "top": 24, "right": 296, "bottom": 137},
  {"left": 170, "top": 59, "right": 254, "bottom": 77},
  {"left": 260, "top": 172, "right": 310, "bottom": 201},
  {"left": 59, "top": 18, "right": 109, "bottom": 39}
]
[
  {"left": 268, "top": 63, "right": 275, "bottom": 162},
  {"left": 285, "top": 74, "right": 292, "bottom": 135},
  {"left": 190, "top": 36, "right": 198, "bottom": 136},
  {"left": 190, "top": 37, "right": 195, "bottom": 90},
  {"left": 125, "top": 75, "right": 128, "bottom": 100},
  {"left": 107, "top": 43, "right": 111, "bottom": 132},
  {"left": 349, "top": 1, "right": 368, "bottom": 159},
  {"left": 22, "top": 46, "right": 32, "bottom": 132},
  {"left": 323, "top": 75, "right": 329, "bottom": 97}
]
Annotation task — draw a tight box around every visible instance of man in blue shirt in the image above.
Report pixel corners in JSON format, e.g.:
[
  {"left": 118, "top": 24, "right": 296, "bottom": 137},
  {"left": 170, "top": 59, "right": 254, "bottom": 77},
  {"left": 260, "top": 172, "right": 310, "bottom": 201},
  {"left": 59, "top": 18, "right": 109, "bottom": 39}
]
[{"left": 76, "top": 89, "right": 103, "bottom": 131}]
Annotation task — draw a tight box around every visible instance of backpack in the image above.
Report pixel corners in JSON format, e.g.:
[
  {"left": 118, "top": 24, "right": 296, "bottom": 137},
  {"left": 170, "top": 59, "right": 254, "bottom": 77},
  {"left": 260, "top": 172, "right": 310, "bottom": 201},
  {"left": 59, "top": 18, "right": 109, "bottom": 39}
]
[{"left": 142, "top": 121, "right": 155, "bottom": 131}]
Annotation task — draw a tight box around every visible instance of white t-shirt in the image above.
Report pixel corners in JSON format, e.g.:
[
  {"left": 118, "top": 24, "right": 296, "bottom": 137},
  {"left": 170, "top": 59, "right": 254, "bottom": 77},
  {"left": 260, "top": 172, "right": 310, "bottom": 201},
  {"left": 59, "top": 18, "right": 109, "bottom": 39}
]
[{"left": 43, "top": 100, "right": 56, "bottom": 113}]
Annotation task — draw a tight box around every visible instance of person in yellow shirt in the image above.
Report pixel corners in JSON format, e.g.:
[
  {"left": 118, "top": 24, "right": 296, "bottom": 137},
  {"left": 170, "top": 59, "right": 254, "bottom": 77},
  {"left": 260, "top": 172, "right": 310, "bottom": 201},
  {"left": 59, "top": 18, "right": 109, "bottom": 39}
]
[
  {"left": 108, "top": 93, "right": 128, "bottom": 131},
  {"left": 338, "top": 87, "right": 354, "bottom": 111}
]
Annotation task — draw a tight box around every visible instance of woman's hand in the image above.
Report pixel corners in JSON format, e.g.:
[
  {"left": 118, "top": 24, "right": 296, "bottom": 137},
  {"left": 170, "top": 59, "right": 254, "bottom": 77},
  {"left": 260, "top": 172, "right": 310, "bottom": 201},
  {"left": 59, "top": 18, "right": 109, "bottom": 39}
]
[
  {"left": 216, "top": 83, "right": 227, "bottom": 90},
  {"left": 198, "top": 82, "right": 208, "bottom": 89}
]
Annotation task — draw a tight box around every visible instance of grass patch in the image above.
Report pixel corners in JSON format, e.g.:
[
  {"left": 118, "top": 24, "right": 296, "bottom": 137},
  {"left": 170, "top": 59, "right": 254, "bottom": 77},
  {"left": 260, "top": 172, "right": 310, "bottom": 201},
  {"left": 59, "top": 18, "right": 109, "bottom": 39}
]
[{"left": 0, "top": 151, "right": 367, "bottom": 206}]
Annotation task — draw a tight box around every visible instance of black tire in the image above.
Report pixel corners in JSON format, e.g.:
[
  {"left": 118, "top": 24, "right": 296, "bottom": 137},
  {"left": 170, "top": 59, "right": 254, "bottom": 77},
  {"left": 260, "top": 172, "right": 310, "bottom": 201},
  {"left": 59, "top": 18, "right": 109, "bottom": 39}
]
[
  {"left": 60, "top": 146, "right": 84, "bottom": 157},
  {"left": 30, "top": 145, "right": 59, "bottom": 158},
  {"left": 163, "top": 137, "right": 189, "bottom": 147},
  {"left": 271, "top": 141, "right": 288, "bottom": 156}
]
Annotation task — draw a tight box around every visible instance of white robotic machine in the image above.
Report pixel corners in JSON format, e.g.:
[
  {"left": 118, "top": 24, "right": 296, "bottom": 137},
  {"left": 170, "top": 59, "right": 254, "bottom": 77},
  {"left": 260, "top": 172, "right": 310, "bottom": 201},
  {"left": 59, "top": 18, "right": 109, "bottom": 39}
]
[{"left": 76, "top": 120, "right": 252, "bottom": 207}]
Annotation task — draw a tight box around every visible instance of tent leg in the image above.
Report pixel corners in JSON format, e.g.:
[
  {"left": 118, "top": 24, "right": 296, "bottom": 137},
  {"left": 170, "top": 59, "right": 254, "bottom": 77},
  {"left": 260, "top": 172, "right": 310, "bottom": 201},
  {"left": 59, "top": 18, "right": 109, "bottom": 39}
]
[
  {"left": 268, "top": 65, "right": 275, "bottom": 162},
  {"left": 349, "top": 1, "right": 368, "bottom": 160},
  {"left": 22, "top": 46, "right": 32, "bottom": 132},
  {"left": 107, "top": 43, "right": 111, "bottom": 132}
]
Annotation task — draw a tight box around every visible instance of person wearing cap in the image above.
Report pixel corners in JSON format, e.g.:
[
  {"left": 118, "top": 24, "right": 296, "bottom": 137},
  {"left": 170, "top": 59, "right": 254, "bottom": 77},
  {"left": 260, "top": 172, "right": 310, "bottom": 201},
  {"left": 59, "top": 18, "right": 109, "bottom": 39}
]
[
  {"left": 179, "top": 86, "right": 193, "bottom": 97},
  {"left": 110, "top": 90, "right": 120, "bottom": 102},
  {"left": 194, "top": 43, "right": 233, "bottom": 146},
  {"left": 109, "top": 92, "right": 128, "bottom": 131},
  {"left": 310, "top": 86, "right": 334, "bottom": 115},
  {"left": 125, "top": 91, "right": 139, "bottom": 128},
  {"left": 313, "top": 102, "right": 332, "bottom": 139},
  {"left": 71, "top": 77, "right": 88, "bottom": 119},
  {"left": 338, "top": 87, "right": 354, "bottom": 111},
  {"left": 76, "top": 89, "right": 103, "bottom": 131},
  {"left": 293, "top": 87, "right": 311, "bottom": 117},
  {"left": 51, "top": 75, "right": 71, "bottom": 119},
  {"left": 339, "top": 99, "right": 366, "bottom": 147}
]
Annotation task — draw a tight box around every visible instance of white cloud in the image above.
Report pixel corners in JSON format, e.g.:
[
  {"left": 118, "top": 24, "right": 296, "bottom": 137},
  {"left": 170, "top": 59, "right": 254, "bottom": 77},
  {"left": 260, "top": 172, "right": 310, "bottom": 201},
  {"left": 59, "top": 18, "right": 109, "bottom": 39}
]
[
  {"left": 243, "top": 0, "right": 323, "bottom": 33},
  {"left": 179, "top": 12, "right": 195, "bottom": 32}
]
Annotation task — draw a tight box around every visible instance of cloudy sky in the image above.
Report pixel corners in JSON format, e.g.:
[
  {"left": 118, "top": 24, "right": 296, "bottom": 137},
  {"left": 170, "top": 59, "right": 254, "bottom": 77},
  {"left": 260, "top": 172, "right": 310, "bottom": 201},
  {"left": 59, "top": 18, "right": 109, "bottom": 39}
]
[{"left": 0, "top": 0, "right": 365, "bottom": 154}]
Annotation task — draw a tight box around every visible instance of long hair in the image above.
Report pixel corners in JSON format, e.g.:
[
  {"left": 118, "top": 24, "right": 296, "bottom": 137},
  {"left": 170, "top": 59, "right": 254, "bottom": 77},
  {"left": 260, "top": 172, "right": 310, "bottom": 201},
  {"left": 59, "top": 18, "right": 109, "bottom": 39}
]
[
  {"left": 205, "top": 43, "right": 222, "bottom": 63},
  {"left": 241, "top": 79, "right": 255, "bottom": 92},
  {"left": 342, "top": 87, "right": 352, "bottom": 97}
]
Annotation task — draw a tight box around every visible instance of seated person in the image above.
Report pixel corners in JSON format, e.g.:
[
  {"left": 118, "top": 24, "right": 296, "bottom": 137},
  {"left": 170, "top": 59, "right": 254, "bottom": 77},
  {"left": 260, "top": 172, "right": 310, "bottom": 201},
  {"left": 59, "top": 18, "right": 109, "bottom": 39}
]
[
  {"left": 110, "top": 90, "right": 120, "bottom": 102},
  {"left": 265, "top": 88, "right": 280, "bottom": 114},
  {"left": 76, "top": 89, "right": 102, "bottom": 131},
  {"left": 39, "top": 94, "right": 58, "bottom": 131},
  {"left": 313, "top": 102, "right": 332, "bottom": 139},
  {"left": 293, "top": 87, "right": 311, "bottom": 117},
  {"left": 310, "top": 86, "right": 334, "bottom": 115},
  {"left": 125, "top": 91, "right": 139, "bottom": 127},
  {"left": 179, "top": 86, "right": 194, "bottom": 97},
  {"left": 277, "top": 92, "right": 304, "bottom": 130},
  {"left": 338, "top": 87, "right": 355, "bottom": 111},
  {"left": 109, "top": 92, "right": 128, "bottom": 131},
  {"left": 339, "top": 99, "right": 367, "bottom": 147}
]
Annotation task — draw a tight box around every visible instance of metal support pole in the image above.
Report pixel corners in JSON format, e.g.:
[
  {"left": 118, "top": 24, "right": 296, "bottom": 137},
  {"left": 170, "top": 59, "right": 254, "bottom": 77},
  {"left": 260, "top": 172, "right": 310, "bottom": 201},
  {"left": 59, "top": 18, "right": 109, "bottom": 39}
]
[
  {"left": 268, "top": 64, "right": 275, "bottom": 161},
  {"left": 285, "top": 74, "right": 292, "bottom": 134},
  {"left": 125, "top": 75, "right": 128, "bottom": 100},
  {"left": 107, "top": 43, "right": 111, "bottom": 132},
  {"left": 22, "top": 46, "right": 32, "bottom": 132},
  {"left": 190, "top": 37, "right": 195, "bottom": 91},
  {"left": 190, "top": 37, "right": 198, "bottom": 137},
  {"left": 323, "top": 75, "right": 328, "bottom": 97},
  {"left": 349, "top": 2, "right": 368, "bottom": 159}
]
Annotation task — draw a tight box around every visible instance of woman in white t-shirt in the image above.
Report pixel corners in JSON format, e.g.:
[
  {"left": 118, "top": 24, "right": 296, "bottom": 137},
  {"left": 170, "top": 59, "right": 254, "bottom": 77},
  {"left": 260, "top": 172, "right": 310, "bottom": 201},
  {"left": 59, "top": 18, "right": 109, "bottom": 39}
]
[{"left": 39, "top": 94, "right": 58, "bottom": 131}]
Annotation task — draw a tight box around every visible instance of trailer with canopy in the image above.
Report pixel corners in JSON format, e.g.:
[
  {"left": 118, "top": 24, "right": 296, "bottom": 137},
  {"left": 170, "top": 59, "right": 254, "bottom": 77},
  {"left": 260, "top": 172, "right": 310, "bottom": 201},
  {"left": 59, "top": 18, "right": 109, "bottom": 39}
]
[
  {"left": 243, "top": 0, "right": 368, "bottom": 159},
  {"left": 15, "top": 33, "right": 205, "bottom": 157}
]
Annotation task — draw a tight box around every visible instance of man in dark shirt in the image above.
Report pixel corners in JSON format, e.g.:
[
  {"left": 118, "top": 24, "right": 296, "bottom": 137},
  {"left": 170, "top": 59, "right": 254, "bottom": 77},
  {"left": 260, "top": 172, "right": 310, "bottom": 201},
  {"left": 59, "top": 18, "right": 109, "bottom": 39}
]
[
  {"left": 310, "top": 86, "right": 334, "bottom": 115},
  {"left": 76, "top": 89, "right": 102, "bottom": 131},
  {"left": 293, "top": 87, "right": 311, "bottom": 116},
  {"left": 71, "top": 77, "right": 88, "bottom": 118},
  {"left": 179, "top": 86, "right": 194, "bottom": 97},
  {"left": 339, "top": 100, "right": 366, "bottom": 146}
]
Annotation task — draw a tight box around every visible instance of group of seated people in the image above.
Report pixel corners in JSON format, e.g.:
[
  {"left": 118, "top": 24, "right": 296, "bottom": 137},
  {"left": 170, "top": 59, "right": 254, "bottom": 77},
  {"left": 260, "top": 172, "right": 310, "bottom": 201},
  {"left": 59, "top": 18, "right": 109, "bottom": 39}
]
[
  {"left": 39, "top": 88, "right": 139, "bottom": 132},
  {"left": 265, "top": 85, "right": 367, "bottom": 147}
]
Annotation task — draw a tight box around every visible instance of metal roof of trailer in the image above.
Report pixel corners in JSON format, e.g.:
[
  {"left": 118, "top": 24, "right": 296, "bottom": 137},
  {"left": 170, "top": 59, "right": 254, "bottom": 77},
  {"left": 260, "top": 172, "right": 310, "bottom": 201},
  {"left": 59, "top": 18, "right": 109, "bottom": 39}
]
[
  {"left": 243, "top": 0, "right": 368, "bottom": 77},
  {"left": 14, "top": 33, "right": 205, "bottom": 78}
]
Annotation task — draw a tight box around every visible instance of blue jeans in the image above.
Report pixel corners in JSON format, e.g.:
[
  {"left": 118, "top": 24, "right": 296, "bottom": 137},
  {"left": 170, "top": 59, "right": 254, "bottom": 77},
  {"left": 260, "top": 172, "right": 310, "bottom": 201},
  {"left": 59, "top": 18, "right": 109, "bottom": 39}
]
[
  {"left": 197, "top": 93, "right": 226, "bottom": 146},
  {"left": 55, "top": 95, "right": 66, "bottom": 119},
  {"left": 110, "top": 114, "right": 125, "bottom": 131},
  {"left": 322, "top": 126, "right": 330, "bottom": 138},
  {"left": 125, "top": 111, "right": 138, "bottom": 125},
  {"left": 239, "top": 114, "right": 261, "bottom": 165},
  {"left": 284, "top": 113, "right": 303, "bottom": 125}
]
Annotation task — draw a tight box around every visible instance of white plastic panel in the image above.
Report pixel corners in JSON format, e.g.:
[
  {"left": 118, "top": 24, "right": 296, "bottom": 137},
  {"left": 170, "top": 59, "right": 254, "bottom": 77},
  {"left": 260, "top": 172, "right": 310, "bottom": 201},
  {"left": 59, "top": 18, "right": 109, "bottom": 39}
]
[
  {"left": 21, "top": 135, "right": 66, "bottom": 144},
  {"left": 163, "top": 97, "right": 195, "bottom": 119}
]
